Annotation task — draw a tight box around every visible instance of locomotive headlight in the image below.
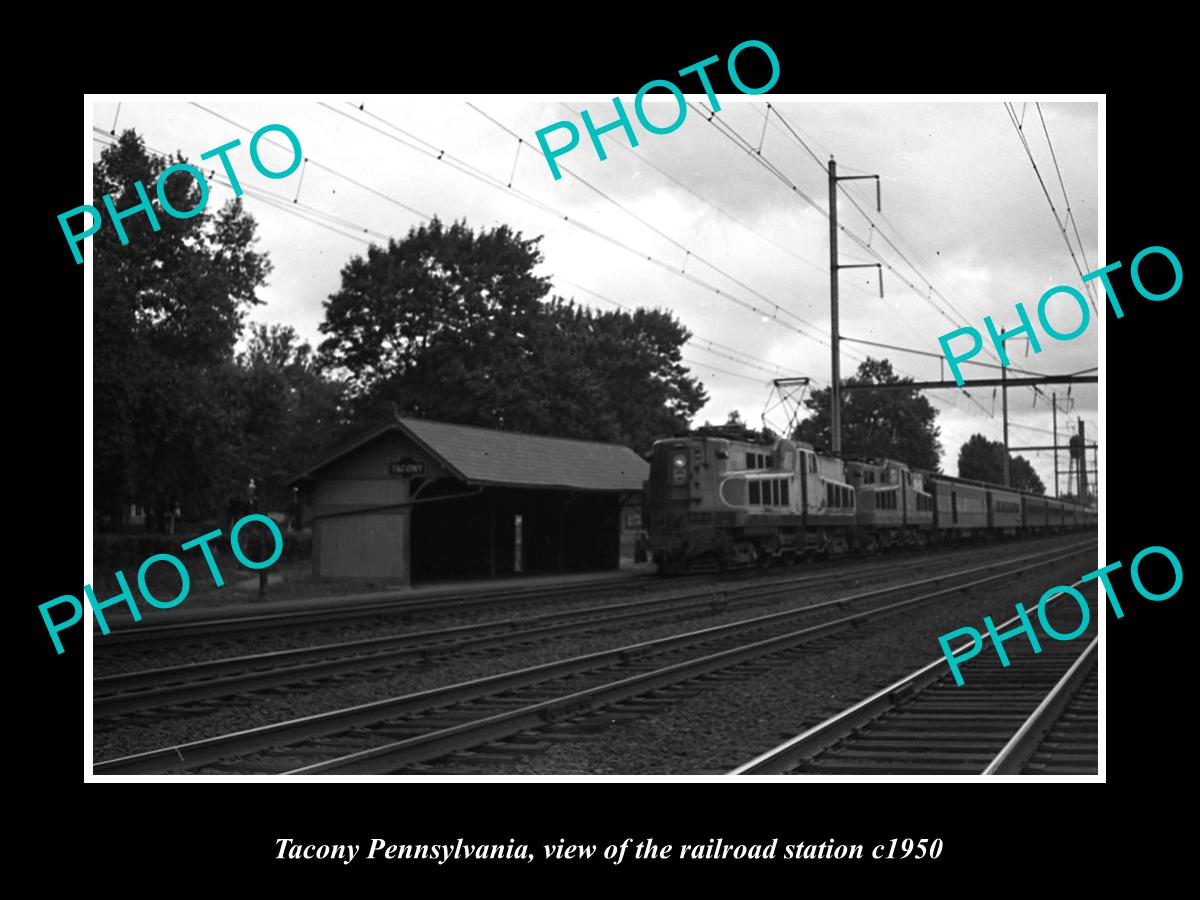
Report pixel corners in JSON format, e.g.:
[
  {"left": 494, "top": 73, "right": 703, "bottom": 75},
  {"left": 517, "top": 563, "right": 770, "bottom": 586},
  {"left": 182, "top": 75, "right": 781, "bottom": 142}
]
[{"left": 671, "top": 453, "right": 688, "bottom": 485}]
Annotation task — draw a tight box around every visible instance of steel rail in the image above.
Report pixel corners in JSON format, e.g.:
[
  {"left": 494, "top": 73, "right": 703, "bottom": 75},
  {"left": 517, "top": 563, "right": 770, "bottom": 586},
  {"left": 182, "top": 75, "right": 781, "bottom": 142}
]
[
  {"left": 729, "top": 580, "right": 1095, "bottom": 775},
  {"left": 94, "top": 541, "right": 1094, "bottom": 775},
  {"left": 97, "top": 572, "right": 673, "bottom": 649},
  {"left": 95, "top": 542, "right": 1090, "bottom": 716},
  {"left": 287, "top": 544, "right": 1095, "bottom": 775},
  {"left": 97, "top": 532, "right": 1090, "bottom": 651},
  {"left": 94, "top": 552, "right": 1004, "bottom": 716},
  {"left": 981, "top": 635, "right": 1098, "bottom": 775}
]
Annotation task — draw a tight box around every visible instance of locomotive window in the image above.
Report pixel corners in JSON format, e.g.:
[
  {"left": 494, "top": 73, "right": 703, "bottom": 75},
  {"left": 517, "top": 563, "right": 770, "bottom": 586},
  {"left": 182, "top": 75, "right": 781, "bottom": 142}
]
[
  {"left": 749, "top": 481, "right": 760, "bottom": 504},
  {"left": 809, "top": 454, "right": 817, "bottom": 473},
  {"left": 781, "top": 480, "right": 789, "bottom": 505},
  {"left": 774, "top": 480, "right": 781, "bottom": 505}
]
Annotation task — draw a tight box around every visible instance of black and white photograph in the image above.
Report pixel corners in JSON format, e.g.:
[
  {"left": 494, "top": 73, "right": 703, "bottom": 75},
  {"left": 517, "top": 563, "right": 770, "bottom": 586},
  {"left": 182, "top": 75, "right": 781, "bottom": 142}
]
[{"left": 78, "top": 92, "right": 1103, "bottom": 779}]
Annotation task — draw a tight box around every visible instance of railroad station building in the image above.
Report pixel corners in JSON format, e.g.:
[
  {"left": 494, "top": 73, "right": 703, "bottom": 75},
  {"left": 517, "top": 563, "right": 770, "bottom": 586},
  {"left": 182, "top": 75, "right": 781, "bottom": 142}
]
[{"left": 288, "top": 417, "right": 649, "bottom": 584}]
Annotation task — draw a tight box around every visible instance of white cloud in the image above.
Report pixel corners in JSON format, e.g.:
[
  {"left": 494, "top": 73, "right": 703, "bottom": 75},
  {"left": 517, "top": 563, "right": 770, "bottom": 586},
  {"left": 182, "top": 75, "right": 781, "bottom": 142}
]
[{"left": 92, "top": 97, "right": 1098, "bottom": 494}]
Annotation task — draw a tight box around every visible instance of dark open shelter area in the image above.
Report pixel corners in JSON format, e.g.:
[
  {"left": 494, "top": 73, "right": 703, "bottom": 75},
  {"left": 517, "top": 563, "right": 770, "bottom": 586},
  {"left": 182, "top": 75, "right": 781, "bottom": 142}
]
[{"left": 289, "top": 417, "right": 647, "bottom": 586}]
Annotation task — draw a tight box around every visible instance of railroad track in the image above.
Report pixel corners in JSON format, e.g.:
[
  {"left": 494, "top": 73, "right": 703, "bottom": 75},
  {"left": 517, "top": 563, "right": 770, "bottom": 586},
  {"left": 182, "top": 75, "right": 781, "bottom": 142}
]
[
  {"left": 96, "top": 571, "right": 689, "bottom": 652},
  {"left": 96, "top": 531, "right": 1090, "bottom": 660},
  {"left": 93, "top": 539, "right": 1095, "bottom": 775},
  {"left": 730, "top": 583, "right": 1099, "bottom": 776},
  {"left": 93, "top": 548, "right": 1038, "bottom": 718}
]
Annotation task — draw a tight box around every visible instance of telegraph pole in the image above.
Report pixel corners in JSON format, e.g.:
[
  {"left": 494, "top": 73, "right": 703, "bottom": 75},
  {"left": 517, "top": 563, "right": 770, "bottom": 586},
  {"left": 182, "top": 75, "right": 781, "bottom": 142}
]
[
  {"left": 1001, "top": 327, "right": 1010, "bottom": 487},
  {"left": 828, "top": 160, "right": 841, "bottom": 453},
  {"left": 1077, "top": 418, "right": 1089, "bottom": 502},
  {"left": 1051, "top": 392, "right": 1059, "bottom": 498},
  {"left": 828, "top": 158, "right": 881, "bottom": 455}
]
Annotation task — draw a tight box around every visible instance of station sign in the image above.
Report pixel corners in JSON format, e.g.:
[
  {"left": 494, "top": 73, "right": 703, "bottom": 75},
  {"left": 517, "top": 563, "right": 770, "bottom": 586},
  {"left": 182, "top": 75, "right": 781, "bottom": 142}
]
[{"left": 388, "top": 457, "right": 427, "bottom": 477}]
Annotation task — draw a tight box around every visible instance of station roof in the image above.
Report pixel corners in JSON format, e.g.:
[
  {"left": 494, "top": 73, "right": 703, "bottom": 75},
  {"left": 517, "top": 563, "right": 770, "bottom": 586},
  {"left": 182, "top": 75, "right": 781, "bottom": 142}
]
[{"left": 291, "top": 417, "right": 649, "bottom": 493}]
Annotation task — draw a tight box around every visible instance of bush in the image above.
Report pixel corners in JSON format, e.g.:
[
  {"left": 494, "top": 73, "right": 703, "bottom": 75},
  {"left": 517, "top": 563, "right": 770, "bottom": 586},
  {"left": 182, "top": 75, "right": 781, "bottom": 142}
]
[{"left": 93, "top": 526, "right": 311, "bottom": 573}]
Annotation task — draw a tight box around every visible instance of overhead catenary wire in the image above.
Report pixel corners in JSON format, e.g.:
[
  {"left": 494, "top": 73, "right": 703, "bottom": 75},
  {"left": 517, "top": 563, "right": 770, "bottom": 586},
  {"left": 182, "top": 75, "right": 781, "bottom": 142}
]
[
  {"left": 312, "top": 101, "right": 877, "bottom": 366},
  {"left": 763, "top": 104, "right": 1088, "bottom": 410},
  {"left": 764, "top": 103, "right": 1094, "bottom": 423},
  {"left": 465, "top": 102, "right": 834, "bottom": 341},
  {"left": 1003, "top": 101, "right": 1098, "bottom": 310},
  {"left": 95, "top": 123, "right": 805, "bottom": 393},
  {"left": 768, "top": 107, "right": 990, "bottom": 326},
  {"left": 556, "top": 276, "right": 815, "bottom": 382},
  {"left": 554, "top": 102, "right": 870, "bottom": 290},
  {"left": 92, "top": 130, "right": 381, "bottom": 247},
  {"left": 99, "top": 102, "right": 1088, "bottom": 463},
  {"left": 191, "top": 102, "right": 432, "bottom": 223},
  {"left": 1035, "top": 102, "right": 1097, "bottom": 301},
  {"left": 282, "top": 103, "right": 1075, "bottom": 441},
  {"left": 750, "top": 105, "right": 973, "bottom": 328},
  {"left": 688, "top": 105, "right": 1015, "bottom": 421}
]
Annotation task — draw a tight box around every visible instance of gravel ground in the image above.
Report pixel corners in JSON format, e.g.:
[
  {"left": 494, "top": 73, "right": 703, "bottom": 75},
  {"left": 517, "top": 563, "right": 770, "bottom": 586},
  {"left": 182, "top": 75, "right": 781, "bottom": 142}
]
[
  {"left": 93, "top": 534, "right": 1089, "bottom": 676},
  {"left": 92, "top": 578, "right": 711, "bottom": 676},
  {"left": 421, "top": 557, "right": 1098, "bottom": 774},
  {"left": 93, "top": 536, "right": 1093, "bottom": 764}
]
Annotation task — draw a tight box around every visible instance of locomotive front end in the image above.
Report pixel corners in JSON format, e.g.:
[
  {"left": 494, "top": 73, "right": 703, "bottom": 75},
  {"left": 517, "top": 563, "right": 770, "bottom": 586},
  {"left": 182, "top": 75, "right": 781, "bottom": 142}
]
[{"left": 645, "top": 437, "right": 726, "bottom": 572}]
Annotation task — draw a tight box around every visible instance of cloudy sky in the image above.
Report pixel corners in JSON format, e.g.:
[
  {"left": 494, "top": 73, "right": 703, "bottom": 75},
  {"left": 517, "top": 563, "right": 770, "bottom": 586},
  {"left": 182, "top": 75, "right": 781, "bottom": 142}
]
[{"left": 90, "top": 96, "right": 1099, "bottom": 493}]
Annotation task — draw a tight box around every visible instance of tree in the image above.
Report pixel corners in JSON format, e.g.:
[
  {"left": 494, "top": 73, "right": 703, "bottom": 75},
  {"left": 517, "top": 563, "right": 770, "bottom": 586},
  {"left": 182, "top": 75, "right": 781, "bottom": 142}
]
[
  {"left": 93, "top": 129, "right": 273, "bottom": 525},
  {"left": 235, "top": 324, "right": 347, "bottom": 510},
  {"left": 319, "top": 217, "right": 548, "bottom": 418},
  {"left": 793, "top": 358, "right": 942, "bottom": 469},
  {"left": 957, "top": 433, "right": 1046, "bottom": 493},
  {"left": 318, "top": 218, "right": 707, "bottom": 452}
]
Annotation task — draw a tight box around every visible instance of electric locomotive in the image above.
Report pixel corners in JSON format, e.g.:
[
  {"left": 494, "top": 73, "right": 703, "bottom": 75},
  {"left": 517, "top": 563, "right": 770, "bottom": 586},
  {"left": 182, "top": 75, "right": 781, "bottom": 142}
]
[
  {"left": 645, "top": 428, "right": 1096, "bottom": 573},
  {"left": 646, "top": 427, "right": 855, "bottom": 571}
]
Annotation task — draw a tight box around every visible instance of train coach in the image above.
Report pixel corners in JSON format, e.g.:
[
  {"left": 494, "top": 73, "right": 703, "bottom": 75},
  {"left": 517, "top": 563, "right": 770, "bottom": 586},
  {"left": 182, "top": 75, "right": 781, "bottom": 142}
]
[{"left": 645, "top": 428, "right": 1096, "bottom": 573}]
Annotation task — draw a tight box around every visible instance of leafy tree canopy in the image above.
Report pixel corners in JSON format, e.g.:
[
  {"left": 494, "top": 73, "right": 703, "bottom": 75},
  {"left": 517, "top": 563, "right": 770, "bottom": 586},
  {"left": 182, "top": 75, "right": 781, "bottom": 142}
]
[
  {"left": 957, "top": 433, "right": 1046, "bottom": 494},
  {"left": 318, "top": 218, "right": 707, "bottom": 452},
  {"left": 235, "top": 323, "right": 346, "bottom": 510},
  {"left": 94, "top": 130, "right": 275, "bottom": 524},
  {"left": 93, "top": 130, "right": 346, "bottom": 526},
  {"left": 793, "top": 358, "right": 942, "bottom": 470}
]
